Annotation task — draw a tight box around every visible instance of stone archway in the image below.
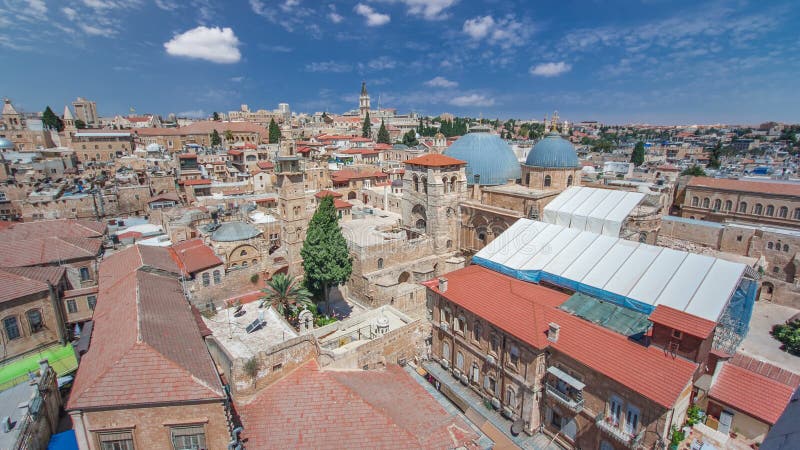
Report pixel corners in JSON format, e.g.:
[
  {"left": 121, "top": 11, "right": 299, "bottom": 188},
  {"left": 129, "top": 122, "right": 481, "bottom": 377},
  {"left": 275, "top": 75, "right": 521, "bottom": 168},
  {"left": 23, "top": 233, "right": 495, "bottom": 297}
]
[
  {"left": 347, "top": 191, "right": 357, "bottom": 200},
  {"left": 761, "top": 282, "right": 774, "bottom": 301}
]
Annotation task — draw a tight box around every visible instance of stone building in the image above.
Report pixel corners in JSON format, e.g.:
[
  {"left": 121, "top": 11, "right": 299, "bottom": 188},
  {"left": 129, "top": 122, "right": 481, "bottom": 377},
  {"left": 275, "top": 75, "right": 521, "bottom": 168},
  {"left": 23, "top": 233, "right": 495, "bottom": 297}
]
[{"left": 70, "top": 131, "right": 134, "bottom": 163}]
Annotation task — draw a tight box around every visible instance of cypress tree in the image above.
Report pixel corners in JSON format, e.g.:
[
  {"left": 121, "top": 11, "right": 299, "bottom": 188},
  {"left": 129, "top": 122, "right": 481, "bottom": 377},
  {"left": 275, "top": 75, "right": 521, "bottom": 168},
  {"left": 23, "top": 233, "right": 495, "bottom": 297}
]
[
  {"left": 301, "top": 196, "right": 353, "bottom": 311},
  {"left": 631, "top": 141, "right": 645, "bottom": 166},
  {"left": 268, "top": 118, "right": 281, "bottom": 144},
  {"left": 362, "top": 112, "right": 372, "bottom": 138},
  {"left": 377, "top": 120, "right": 390, "bottom": 144},
  {"left": 210, "top": 129, "right": 222, "bottom": 146},
  {"left": 42, "top": 106, "right": 63, "bottom": 131}
]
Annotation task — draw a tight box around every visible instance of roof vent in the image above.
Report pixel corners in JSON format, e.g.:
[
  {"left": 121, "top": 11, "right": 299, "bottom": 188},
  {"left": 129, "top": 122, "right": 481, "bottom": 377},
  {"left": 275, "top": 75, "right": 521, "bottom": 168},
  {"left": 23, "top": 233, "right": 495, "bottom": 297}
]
[
  {"left": 438, "top": 277, "right": 448, "bottom": 293},
  {"left": 548, "top": 322, "right": 560, "bottom": 343}
]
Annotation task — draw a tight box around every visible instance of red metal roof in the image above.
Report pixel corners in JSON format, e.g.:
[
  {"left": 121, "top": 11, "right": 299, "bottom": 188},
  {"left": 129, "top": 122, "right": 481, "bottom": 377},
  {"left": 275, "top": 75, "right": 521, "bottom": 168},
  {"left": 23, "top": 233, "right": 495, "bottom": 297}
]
[
  {"left": 170, "top": 238, "right": 223, "bottom": 274},
  {"left": 238, "top": 360, "right": 480, "bottom": 449},
  {"left": 709, "top": 363, "right": 796, "bottom": 424},
  {"left": 427, "top": 265, "right": 698, "bottom": 408},
  {"left": 649, "top": 305, "right": 717, "bottom": 339},
  {"left": 404, "top": 153, "right": 466, "bottom": 167}
]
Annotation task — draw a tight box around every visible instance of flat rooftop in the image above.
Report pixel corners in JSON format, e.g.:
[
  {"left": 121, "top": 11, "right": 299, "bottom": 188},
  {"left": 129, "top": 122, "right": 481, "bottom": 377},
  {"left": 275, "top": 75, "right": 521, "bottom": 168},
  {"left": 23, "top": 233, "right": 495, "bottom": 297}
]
[
  {"left": 314, "top": 306, "right": 412, "bottom": 354},
  {"left": 203, "top": 303, "right": 297, "bottom": 359},
  {"left": 340, "top": 208, "right": 404, "bottom": 247}
]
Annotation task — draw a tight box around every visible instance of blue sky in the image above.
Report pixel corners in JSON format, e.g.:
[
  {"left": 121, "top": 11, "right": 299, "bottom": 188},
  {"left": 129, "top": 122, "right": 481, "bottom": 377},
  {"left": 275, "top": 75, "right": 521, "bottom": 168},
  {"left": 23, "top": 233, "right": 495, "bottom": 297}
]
[{"left": 1, "top": 0, "right": 798, "bottom": 124}]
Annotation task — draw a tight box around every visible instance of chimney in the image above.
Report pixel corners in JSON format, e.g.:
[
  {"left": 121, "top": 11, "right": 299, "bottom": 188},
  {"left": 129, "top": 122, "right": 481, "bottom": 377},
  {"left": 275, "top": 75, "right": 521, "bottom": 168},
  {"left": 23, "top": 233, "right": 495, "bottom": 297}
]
[
  {"left": 548, "top": 323, "right": 560, "bottom": 343},
  {"left": 438, "top": 277, "right": 448, "bottom": 293}
]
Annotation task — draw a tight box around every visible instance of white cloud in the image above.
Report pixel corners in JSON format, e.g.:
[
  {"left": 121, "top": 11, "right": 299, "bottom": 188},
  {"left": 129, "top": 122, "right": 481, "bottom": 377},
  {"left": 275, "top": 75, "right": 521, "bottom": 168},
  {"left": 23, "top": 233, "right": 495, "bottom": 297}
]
[
  {"left": 378, "top": 0, "right": 457, "bottom": 20},
  {"left": 62, "top": 7, "right": 78, "bottom": 21},
  {"left": 364, "top": 56, "right": 396, "bottom": 70},
  {"left": 164, "top": 26, "right": 241, "bottom": 64},
  {"left": 27, "top": 0, "right": 46, "bottom": 15},
  {"left": 80, "top": 24, "right": 112, "bottom": 36},
  {"left": 424, "top": 76, "right": 457, "bottom": 88},
  {"left": 450, "top": 94, "right": 494, "bottom": 107},
  {"left": 305, "top": 60, "right": 352, "bottom": 72},
  {"left": 355, "top": 3, "right": 390, "bottom": 27},
  {"left": 154, "top": 0, "right": 179, "bottom": 10},
  {"left": 328, "top": 12, "right": 343, "bottom": 23},
  {"left": 530, "top": 61, "right": 572, "bottom": 77},
  {"left": 230, "top": 76, "right": 245, "bottom": 82},
  {"left": 463, "top": 16, "right": 494, "bottom": 39},
  {"left": 177, "top": 109, "right": 206, "bottom": 118}
]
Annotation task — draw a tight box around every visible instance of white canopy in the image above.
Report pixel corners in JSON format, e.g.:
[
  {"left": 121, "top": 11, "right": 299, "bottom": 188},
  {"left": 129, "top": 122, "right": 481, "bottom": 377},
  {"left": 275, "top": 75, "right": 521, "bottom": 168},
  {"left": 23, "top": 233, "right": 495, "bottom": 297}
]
[
  {"left": 475, "top": 219, "right": 746, "bottom": 322},
  {"left": 542, "top": 186, "right": 646, "bottom": 237}
]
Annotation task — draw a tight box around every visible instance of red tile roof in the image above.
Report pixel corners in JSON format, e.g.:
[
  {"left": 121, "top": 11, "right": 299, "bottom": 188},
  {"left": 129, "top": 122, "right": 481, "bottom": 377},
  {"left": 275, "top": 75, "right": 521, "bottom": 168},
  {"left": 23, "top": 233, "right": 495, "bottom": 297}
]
[
  {"left": 63, "top": 285, "right": 99, "bottom": 298},
  {"left": 314, "top": 189, "right": 343, "bottom": 199},
  {"left": 427, "top": 265, "right": 698, "bottom": 408},
  {"left": 0, "top": 266, "right": 66, "bottom": 303},
  {"left": 238, "top": 360, "right": 480, "bottom": 449},
  {"left": 0, "top": 236, "right": 102, "bottom": 267},
  {"left": 649, "top": 305, "right": 717, "bottom": 338},
  {"left": 404, "top": 153, "right": 466, "bottom": 167},
  {"left": 67, "top": 245, "right": 224, "bottom": 410},
  {"left": 227, "top": 149, "right": 243, "bottom": 156},
  {"left": 330, "top": 169, "right": 388, "bottom": 182},
  {"left": 178, "top": 153, "right": 198, "bottom": 159},
  {"left": 179, "top": 178, "right": 212, "bottom": 186},
  {"left": 334, "top": 199, "right": 352, "bottom": 209},
  {"left": 687, "top": 177, "right": 800, "bottom": 197},
  {"left": 256, "top": 161, "right": 274, "bottom": 170},
  {"left": 170, "top": 238, "right": 223, "bottom": 274},
  {"left": 709, "top": 363, "right": 796, "bottom": 424},
  {"left": 729, "top": 353, "right": 800, "bottom": 387},
  {"left": 0, "top": 219, "right": 105, "bottom": 242}
]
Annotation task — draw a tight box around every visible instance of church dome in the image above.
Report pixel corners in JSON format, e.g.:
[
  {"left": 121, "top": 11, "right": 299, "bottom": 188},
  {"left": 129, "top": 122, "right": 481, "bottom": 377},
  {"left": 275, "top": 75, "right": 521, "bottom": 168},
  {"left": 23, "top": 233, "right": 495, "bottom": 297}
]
[
  {"left": 525, "top": 132, "right": 580, "bottom": 168},
  {"left": 0, "top": 138, "right": 13, "bottom": 149},
  {"left": 444, "top": 133, "right": 521, "bottom": 185},
  {"left": 211, "top": 222, "right": 261, "bottom": 242}
]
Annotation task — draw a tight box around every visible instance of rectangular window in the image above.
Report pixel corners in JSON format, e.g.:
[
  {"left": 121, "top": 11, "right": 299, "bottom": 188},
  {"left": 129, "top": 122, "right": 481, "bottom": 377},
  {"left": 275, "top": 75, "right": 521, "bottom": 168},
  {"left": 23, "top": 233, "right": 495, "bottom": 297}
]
[
  {"left": 98, "top": 430, "right": 134, "bottom": 450},
  {"left": 625, "top": 405, "right": 640, "bottom": 435},
  {"left": 4, "top": 317, "right": 20, "bottom": 340},
  {"left": 67, "top": 299, "right": 78, "bottom": 314},
  {"left": 170, "top": 425, "right": 206, "bottom": 450},
  {"left": 671, "top": 329, "right": 683, "bottom": 340},
  {"left": 80, "top": 267, "right": 91, "bottom": 281},
  {"left": 88, "top": 295, "right": 97, "bottom": 311},
  {"left": 609, "top": 396, "right": 623, "bottom": 427},
  {"left": 551, "top": 409, "right": 563, "bottom": 429}
]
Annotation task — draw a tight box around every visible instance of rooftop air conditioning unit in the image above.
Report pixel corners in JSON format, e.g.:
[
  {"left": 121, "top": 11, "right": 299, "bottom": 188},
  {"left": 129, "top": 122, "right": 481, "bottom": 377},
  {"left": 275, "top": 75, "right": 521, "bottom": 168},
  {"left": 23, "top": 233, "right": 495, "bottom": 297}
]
[
  {"left": 452, "top": 368, "right": 461, "bottom": 379},
  {"left": 440, "top": 358, "right": 450, "bottom": 369}
]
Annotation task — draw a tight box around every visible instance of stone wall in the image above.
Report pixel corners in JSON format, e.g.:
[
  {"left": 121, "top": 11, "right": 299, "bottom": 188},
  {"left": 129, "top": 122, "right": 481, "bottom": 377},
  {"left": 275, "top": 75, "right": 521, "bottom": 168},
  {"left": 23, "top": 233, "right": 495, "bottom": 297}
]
[{"left": 317, "top": 318, "right": 429, "bottom": 370}]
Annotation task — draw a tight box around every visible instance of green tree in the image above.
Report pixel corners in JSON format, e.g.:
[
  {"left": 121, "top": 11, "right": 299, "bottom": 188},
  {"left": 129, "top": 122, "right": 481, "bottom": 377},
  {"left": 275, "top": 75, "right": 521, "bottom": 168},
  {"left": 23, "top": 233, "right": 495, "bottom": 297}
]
[
  {"left": 268, "top": 118, "right": 281, "bottom": 144},
  {"left": 631, "top": 141, "right": 645, "bottom": 166},
  {"left": 361, "top": 111, "right": 372, "bottom": 138},
  {"left": 301, "top": 196, "right": 352, "bottom": 311},
  {"left": 681, "top": 165, "right": 706, "bottom": 177},
  {"left": 210, "top": 129, "right": 222, "bottom": 147},
  {"left": 261, "top": 273, "right": 313, "bottom": 317},
  {"left": 402, "top": 129, "right": 418, "bottom": 147},
  {"left": 42, "top": 106, "right": 63, "bottom": 131},
  {"left": 74, "top": 119, "right": 87, "bottom": 129},
  {"left": 243, "top": 356, "right": 260, "bottom": 387},
  {"left": 212, "top": 111, "right": 220, "bottom": 121},
  {"left": 771, "top": 319, "right": 800, "bottom": 356},
  {"left": 706, "top": 142, "right": 722, "bottom": 169},
  {"left": 377, "top": 119, "right": 390, "bottom": 144},
  {"left": 224, "top": 129, "right": 234, "bottom": 145}
]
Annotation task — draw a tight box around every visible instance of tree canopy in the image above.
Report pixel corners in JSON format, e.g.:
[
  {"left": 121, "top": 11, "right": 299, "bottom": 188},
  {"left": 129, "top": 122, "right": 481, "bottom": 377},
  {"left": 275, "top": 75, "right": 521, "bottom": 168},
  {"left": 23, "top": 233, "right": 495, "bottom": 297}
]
[
  {"left": 210, "top": 129, "right": 222, "bottom": 147},
  {"left": 268, "top": 118, "right": 281, "bottom": 144},
  {"left": 681, "top": 165, "right": 706, "bottom": 177},
  {"left": 261, "top": 273, "right": 313, "bottom": 317},
  {"left": 212, "top": 111, "right": 220, "bottom": 121},
  {"left": 630, "top": 141, "right": 645, "bottom": 166},
  {"left": 377, "top": 120, "right": 390, "bottom": 144},
  {"left": 361, "top": 111, "right": 371, "bottom": 138},
  {"left": 402, "top": 129, "right": 418, "bottom": 147},
  {"left": 301, "top": 196, "right": 352, "bottom": 304},
  {"left": 42, "top": 106, "right": 63, "bottom": 131},
  {"left": 74, "top": 119, "right": 86, "bottom": 129}
]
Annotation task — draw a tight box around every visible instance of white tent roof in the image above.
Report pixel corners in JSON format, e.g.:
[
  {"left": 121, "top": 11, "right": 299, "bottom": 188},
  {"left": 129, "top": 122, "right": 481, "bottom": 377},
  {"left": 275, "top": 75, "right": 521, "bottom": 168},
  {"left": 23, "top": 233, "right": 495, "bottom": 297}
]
[
  {"left": 542, "top": 186, "right": 646, "bottom": 237},
  {"left": 475, "top": 219, "right": 747, "bottom": 322}
]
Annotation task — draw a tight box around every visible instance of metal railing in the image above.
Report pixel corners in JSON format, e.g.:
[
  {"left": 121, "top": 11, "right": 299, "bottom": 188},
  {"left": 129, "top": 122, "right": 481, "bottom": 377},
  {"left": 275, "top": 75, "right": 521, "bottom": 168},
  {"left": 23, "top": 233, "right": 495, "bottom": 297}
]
[
  {"left": 545, "top": 383, "right": 584, "bottom": 413},
  {"left": 595, "top": 414, "right": 643, "bottom": 448}
]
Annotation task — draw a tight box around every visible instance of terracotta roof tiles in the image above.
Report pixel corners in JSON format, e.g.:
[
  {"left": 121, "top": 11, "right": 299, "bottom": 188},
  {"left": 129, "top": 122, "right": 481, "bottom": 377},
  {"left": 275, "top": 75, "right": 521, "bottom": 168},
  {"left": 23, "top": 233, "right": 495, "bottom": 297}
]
[
  {"left": 649, "top": 305, "right": 717, "bottom": 338},
  {"left": 709, "top": 363, "right": 796, "bottom": 424},
  {"left": 405, "top": 153, "right": 467, "bottom": 167}
]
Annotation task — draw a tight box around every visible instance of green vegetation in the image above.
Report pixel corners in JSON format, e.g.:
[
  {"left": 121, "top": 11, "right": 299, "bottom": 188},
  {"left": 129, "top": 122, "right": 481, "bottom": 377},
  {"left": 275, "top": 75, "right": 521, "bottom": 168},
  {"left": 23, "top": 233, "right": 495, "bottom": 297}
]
[
  {"left": 210, "top": 129, "right": 222, "bottom": 147},
  {"left": 681, "top": 165, "right": 706, "bottom": 177},
  {"left": 417, "top": 118, "right": 438, "bottom": 137},
  {"left": 268, "top": 118, "right": 281, "bottom": 144},
  {"left": 250, "top": 273, "right": 260, "bottom": 284},
  {"left": 706, "top": 142, "right": 722, "bottom": 169},
  {"left": 212, "top": 111, "right": 220, "bottom": 121},
  {"left": 261, "top": 273, "right": 313, "bottom": 317},
  {"left": 402, "top": 129, "right": 418, "bottom": 147},
  {"left": 301, "top": 196, "right": 352, "bottom": 311},
  {"left": 361, "top": 111, "right": 372, "bottom": 138},
  {"left": 771, "top": 319, "right": 800, "bottom": 356},
  {"left": 377, "top": 119, "right": 391, "bottom": 144},
  {"left": 243, "top": 356, "right": 260, "bottom": 387},
  {"left": 631, "top": 141, "right": 645, "bottom": 166},
  {"left": 592, "top": 139, "right": 614, "bottom": 153},
  {"left": 670, "top": 425, "right": 686, "bottom": 449},
  {"left": 42, "top": 106, "right": 63, "bottom": 131},
  {"left": 74, "top": 119, "right": 86, "bottom": 129},
  {"left": 518, "top": 122, "right": 544, "bottom": 140},
  {"left": 224, "top": 129, "right": 234, "bottom": 144},
  {"left": 436, "top": 117, "right": 469, "bottom": 137},
  {"left": 686, "top": 405, "right": 702, "bottom": 426}
]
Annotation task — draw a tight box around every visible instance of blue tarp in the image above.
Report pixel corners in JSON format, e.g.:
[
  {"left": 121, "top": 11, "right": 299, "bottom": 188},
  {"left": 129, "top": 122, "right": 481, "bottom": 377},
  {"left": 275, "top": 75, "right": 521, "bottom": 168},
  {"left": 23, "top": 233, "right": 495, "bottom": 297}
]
[{"left": 48, "top": 430, "right": 78, "bottom": 450}]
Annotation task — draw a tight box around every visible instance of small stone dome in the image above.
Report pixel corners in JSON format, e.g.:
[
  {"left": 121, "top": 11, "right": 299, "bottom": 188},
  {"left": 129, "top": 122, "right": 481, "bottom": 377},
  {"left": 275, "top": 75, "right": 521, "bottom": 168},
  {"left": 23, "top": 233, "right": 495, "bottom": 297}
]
[
  {"left": 525, "top": 132, "right": 580, "bottom": 168},
  {"left": 0, "top": 137, "right": 14, "bottom": 149},
  {"left": 211, "top": 222, "right": 261, "bottom": 242},
  {"left": 444, "top": 133, "right": 521, "bottom": 185}
]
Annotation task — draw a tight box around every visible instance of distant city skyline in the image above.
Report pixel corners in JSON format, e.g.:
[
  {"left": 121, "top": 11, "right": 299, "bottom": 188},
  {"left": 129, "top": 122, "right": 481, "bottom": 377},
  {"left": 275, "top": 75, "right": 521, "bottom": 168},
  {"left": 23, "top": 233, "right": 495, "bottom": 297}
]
[{"left": 1, "top": 0, "right": 799, "bottom": 124}]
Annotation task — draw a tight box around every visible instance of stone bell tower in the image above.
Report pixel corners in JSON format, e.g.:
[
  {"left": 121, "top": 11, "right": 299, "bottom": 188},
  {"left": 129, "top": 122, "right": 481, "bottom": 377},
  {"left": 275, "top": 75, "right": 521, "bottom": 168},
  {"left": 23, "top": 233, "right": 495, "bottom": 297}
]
[
  {"left": 276, "top": 154, "right": 307, "bottom": 276},
  {"left": 359, "top": 82, "right": 370, "bottom": 118}
]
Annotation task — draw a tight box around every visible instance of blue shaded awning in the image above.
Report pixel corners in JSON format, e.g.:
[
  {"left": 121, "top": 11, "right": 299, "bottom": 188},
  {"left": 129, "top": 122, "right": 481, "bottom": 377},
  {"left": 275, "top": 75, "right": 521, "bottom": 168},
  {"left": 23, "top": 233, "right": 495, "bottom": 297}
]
[{"left": 48, "top": 430, "right": 78, "bottom": 450}]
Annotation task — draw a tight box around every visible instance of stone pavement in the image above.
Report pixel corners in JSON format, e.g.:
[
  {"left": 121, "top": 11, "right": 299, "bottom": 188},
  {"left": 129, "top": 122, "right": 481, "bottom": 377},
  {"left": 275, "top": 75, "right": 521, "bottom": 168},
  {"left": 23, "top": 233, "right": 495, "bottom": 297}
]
[{"left": 738, "top": 301, "right": 800, "bottom": 373}]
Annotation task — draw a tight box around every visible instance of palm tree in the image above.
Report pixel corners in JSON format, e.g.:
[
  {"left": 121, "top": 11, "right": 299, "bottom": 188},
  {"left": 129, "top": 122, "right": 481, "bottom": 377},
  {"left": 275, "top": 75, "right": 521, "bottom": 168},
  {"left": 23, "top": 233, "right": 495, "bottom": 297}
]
[{"left": 261, "top": 273, "right": 313, "bottom": 317}]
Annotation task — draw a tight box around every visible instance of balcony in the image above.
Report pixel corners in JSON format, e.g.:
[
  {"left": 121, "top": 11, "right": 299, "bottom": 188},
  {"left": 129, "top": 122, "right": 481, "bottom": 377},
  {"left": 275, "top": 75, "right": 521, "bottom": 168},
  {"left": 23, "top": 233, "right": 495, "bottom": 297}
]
[
  {"left": 545, "top": 383, "right": 584, "bottom": 413},
  {"left": 595, "top": 415, "right": 643, "bottom": 449}
]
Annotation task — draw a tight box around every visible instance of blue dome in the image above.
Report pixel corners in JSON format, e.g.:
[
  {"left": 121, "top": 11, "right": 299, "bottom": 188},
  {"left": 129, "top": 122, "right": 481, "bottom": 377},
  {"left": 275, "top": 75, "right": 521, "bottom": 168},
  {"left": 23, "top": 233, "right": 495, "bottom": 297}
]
[
  {"left": 525, "top": 132, "right": 580, "bottom": 168},
  {"left": 211, "top": 222, "right": 261, "bottom": 242},
  {"left": 0, "top": 138, "right": 13, "bottom": 149},
  {"left": 444, "top": 133, "right": 521, "bottom": 185}
]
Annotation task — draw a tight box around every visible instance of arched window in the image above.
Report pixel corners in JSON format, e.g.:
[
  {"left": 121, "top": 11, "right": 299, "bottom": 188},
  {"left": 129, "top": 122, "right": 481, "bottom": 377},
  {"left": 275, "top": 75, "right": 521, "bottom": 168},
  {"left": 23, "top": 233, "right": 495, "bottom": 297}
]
[
  {"left": 784, "top": 244, "right": 790, "bottom": 252},
  {"left": 692, "top": 197, "right": 699, "bottom": 207},
  {"left": 766, "top": 205, "right": 775, "bottom": 216},
  {"left": 450, "top": 176, "right": 457, "bottom": 193},
  {"left": 442, "top": 341, "right": 450, "bottom": 360},
  {"left": 724, "top": 200, "right": 733, "bottom": 211},
  {"left": 421, "top": 176, "right": 428, "bottom": 194},
  {"left": 26, "top": 310, "right": 43, "bottom": 333},
  {"left": 446, "top": 239, "right": 453, "bottom": 248},
  {"left": 413, "top": 174, "right": 419, "bottom": 192},
  {"left": 509, "top": 344, "right": 520, "bottom": 366},
  {"left": 377, "top": 258, "right": 384, "bottom": 269},
  {"left": 702, "top": 198, "right": 710, "bottom": 208},
  {"left": 713, "top": 199, "right": 721, "bottom": 211},
  {"left": 202, "top": 272, "right": 210, "bottom": 287},
  {"left": 242, "top": 261, "right": 248, "bottom": 268},
  {"left": 739, "top": 202, "right": 747, "bottom": 213},
  {"left": 505, "top": 387, "right": 516, "bottom": 408},
  {"left": 754, "top": 203, "right": 763, "bottom": 215},
  {"left": 442, "top": 176, "right": 449, "bottom": 193},
  {"left": 544, "top": 175, "right": 552, "bottom": 187},
  {"left": 456, "top": 352, "right": 464, "bottom": 370},
  {"left": 567, "top": 175, "right": 573, "bottom": 186},
  {"left": 779, "top": 206, "right": 788, "bottom": 218},
  {"left": 471, "top": 362, "right": 480, "bottom": 383},
  {"left": 456, "top": 314, "right": 466, "bottom": 334},
  {"left": 240, "top": 249, "right": 247, "bottom": 256},
  {"left": 768, "top": 242, "right": 774, "bottom": 249},
  {"left": 213, "top": 270, "right": 221, "bottom": 284}
]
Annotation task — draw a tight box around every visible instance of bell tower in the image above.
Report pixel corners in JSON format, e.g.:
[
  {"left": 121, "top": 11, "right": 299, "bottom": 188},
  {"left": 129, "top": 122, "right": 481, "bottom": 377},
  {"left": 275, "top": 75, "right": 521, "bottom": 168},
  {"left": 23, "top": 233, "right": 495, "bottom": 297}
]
[
  {"left": 359, "top": 82, "right": 370, "bottom": 118},
  {"left": 276, "top": 155, "right": 307, "bottom": 276},
  {"left": 401, "top": 154, "right": 467, "bottom": 254}
]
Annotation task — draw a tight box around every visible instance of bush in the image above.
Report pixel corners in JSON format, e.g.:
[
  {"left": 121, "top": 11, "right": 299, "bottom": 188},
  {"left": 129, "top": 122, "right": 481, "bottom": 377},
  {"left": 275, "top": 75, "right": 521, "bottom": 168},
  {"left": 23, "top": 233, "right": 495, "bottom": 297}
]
[
  {"left": 772, "top": 319, "right": 800, "bottom": 356},
  {"left": 670, "top": 425, "right": 686, "bottom": 447},
  {"left": 250, "top": 273, "right": 260, "bottom": 284},
  {"left": 686, "top": 405, "right": 702, "bottom": 426}
]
